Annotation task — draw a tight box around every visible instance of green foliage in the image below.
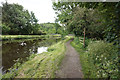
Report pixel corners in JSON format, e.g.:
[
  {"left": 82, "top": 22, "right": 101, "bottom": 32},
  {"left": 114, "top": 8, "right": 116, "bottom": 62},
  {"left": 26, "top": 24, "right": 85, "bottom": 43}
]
[
  {"left": 53, "top": 2, "right": 120, "bottom": 43},
  {"left": 71, "top": 37, "right": 97, "bottom": 78},
  {"left": 39, "top": 23, "right": 63, "bottom": 35},
  {"left": 40, "top": 23, "right": 56, "bottom": 34},
  {"left": 53, "top": 3, "right": 120, "bottom": 77},
  {"left": 71, "top": 37, "right": 119, "bottom": 78},
  {"left": 2, "top": 2, "right": 45, "bottom": 35},
  {"left": 2, "top": 24, "right": 10, "bottom": 34},
  {"left": 1, "top": 2, "right": 64, "bottom": 35},
  {"left": 87, "top": 41, "right": 119, "bottom": 78}
]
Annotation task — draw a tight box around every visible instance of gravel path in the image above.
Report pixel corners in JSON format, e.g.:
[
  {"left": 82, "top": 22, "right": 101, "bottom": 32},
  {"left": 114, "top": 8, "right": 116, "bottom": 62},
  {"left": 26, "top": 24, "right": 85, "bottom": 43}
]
[{"left": 55, "top": 39, "right": 84, "bottom": 78}]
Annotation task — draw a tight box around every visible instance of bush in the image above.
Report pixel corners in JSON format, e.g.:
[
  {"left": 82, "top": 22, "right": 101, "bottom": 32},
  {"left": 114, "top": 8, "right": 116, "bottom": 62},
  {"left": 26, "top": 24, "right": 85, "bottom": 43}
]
[
  {"left": 2, "top": 24, "right": 10, "bottom": 34},
  {"left": 87, "top": 41, "right": 119, "bottom": 78}
]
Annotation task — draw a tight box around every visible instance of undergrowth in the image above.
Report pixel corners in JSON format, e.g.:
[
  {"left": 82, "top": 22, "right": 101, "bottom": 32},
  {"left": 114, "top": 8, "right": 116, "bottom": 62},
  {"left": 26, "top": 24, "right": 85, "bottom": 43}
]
[
  {"left": 71, "top": 37, "right": 97, "bottom": 78},
  {"left": 71, "top": 37, "right": 119, "bottom": 78}
]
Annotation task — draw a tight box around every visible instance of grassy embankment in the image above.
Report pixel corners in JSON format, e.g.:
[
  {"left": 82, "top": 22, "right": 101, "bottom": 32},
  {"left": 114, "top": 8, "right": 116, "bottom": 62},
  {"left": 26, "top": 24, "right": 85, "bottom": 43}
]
[
  {"left": 1, "top": 35, "right": 61, "bottom": 44},
  {"left": 1, "top": 34, "right": 61, "bottom": 40},
  {"left": 71, "top": 37, "right": 119, "bottom": 78},
  {"left": 2, "top": 36, "right": 72, "bottom": 78},
  {"left": 1, "top": 35, "right": 47, "bottom": 40}
]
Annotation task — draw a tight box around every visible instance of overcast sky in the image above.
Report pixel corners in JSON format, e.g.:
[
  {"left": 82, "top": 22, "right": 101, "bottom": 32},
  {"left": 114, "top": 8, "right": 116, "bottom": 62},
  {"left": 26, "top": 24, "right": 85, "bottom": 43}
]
[{"left": 0, "top": 0, "right": 57, "bottom": 23}]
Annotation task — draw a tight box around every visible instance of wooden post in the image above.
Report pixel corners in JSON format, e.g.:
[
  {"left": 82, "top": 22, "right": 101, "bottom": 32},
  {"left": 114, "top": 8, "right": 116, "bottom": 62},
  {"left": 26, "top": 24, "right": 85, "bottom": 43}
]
[{"left": 83, "top": 27, "right": 85, "bottom": 48}]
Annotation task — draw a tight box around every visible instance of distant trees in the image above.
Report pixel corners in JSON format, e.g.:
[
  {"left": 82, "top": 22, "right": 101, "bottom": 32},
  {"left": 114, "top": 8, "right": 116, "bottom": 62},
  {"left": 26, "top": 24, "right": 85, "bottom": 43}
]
[
  {"left": 1, "top": 2, "right": 64, "bottom": 35},
  {"left": 39, "top": 23, "right": 64, "bottom": 35},
  {"left": 2, "top": 2, "right": 44, "bottom": 35}
]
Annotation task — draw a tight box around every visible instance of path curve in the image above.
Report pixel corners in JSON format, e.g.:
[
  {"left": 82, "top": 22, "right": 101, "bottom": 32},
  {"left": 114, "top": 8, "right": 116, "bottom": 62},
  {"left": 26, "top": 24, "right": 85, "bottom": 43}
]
[{"left": 55, "top": 39, "right": 84, "bottom": 78}]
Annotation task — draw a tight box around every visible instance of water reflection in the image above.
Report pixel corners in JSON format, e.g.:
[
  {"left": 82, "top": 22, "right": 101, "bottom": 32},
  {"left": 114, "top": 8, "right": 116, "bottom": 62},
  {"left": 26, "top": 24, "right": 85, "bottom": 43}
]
[
  {"left": 37, "top": 47, "right": 48, "bottom": 54},
  {"left": 2, "top": 38, "right": 60, "bottom": 73}
]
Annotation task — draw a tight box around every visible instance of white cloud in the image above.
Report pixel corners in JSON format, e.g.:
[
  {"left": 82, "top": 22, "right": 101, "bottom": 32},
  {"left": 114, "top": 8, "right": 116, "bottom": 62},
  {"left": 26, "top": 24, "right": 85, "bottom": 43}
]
[{"left": 0, "top": 0, "right": 57, "bottom": 23}]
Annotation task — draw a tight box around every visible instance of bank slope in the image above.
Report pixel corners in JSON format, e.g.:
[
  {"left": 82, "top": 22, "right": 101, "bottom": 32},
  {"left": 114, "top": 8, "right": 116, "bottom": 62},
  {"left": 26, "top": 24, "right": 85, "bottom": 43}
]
[{"left": 3, "top": 37, "right": 72, "bottom": 78}]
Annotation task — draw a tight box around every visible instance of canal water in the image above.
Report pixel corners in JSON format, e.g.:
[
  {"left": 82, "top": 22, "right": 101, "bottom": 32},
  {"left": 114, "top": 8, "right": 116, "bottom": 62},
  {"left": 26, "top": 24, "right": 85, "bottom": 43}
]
[{"left": 2, "top": 38, "right": 60, "bottom": 73}]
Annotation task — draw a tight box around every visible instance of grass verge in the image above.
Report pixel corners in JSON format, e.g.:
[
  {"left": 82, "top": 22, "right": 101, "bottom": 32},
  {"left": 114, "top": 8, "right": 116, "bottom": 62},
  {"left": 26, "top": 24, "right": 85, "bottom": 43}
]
[
  {"left": 2, "top": 36, "right": 72, "bottom": 78},
  {"left": 71, "top": 37, "right": 97, "bottom": 78},
  {"left": 1, "top": 35, "right": 50, "bottom": 41}
]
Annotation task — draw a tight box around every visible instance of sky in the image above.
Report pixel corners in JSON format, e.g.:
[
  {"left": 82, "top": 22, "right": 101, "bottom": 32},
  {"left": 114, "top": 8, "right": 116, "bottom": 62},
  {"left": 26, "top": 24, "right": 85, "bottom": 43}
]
[{"left": 0, "top": 0, "right": 57, "bottom": 23}]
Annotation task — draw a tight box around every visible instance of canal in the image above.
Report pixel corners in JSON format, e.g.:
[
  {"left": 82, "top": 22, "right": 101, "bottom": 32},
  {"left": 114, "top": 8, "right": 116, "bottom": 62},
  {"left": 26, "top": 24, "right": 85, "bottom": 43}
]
[{"left": 2, "top": 37, "right": 61, "bottom": 73}]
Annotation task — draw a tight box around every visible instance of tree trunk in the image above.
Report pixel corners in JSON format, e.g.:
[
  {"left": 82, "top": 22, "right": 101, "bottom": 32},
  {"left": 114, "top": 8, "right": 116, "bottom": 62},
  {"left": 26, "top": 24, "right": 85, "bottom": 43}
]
[{"left": 83, "top": 27, "right": 85, "bottom": 48}]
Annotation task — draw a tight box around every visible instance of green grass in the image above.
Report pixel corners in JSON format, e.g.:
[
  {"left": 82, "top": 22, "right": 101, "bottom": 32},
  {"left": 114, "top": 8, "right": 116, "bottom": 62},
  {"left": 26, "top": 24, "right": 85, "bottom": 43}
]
[
  {"left": 2, "top": 36, "right": 72, "bottom": 78},
  {"left": 1, "top": 35, "right": 50, "bottom": 40},
  {"left": 71, "top": 37, "right": 119, "bottom": 78},
  {"left": 1, "top": 34, "right": 62, "bottom": 44},
  {"left": 52, "top": 34, "right": 61, "bottom": 37},
  {"left": 71, "top": 37, "right": 98, "bottom": 78}
]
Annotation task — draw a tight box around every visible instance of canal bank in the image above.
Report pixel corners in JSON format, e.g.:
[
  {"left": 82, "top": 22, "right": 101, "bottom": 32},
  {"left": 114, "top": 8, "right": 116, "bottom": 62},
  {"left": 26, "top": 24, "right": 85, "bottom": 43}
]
[
  {"left": 2, "top": 37, "right": 61, "bottom": 73},
  {"left": 2, "top": 36, "right": 72, "bottom": 78}
]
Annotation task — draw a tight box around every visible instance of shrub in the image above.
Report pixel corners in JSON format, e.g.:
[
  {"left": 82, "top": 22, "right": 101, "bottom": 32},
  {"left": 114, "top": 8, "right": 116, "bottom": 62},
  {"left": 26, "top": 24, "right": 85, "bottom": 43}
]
[
  {"left": 87, "top": 41, "right": 119, "bottom": 78},
  {"left": 2, "top": 24, "right": 10, "bottom": 34}
]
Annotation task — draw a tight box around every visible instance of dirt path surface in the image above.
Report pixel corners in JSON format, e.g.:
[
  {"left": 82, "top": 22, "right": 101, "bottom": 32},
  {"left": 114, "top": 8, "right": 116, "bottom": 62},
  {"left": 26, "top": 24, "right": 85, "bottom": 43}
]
[{"left": 55, "top": 39, "right": 84, "bottom": 78}]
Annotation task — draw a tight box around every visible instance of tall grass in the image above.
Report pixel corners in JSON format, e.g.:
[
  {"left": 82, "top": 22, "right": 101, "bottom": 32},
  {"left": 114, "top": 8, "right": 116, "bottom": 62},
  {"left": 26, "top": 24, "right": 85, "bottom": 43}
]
[
  {"left": 71, "top": 37, "right": 119, "bottom": 78},
  {"left": 88, "top": 41, "right": 119, "bottom": 78}
]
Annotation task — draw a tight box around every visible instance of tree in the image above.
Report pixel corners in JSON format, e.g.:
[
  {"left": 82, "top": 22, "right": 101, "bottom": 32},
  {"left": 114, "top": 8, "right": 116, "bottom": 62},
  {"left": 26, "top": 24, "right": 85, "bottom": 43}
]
[
  {"left": 53, "top": 2, "right": 120, "bottom": 42},
  {"left": 2, "top": 24, "right": 10, "bottom": 34},
  {"left": 2, "top": 2, "right": 43, "bottom": 35}
]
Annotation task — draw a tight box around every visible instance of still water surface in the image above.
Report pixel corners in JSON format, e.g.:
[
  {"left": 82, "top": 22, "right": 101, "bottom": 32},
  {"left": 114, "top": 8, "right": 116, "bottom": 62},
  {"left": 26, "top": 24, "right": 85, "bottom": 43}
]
[{"left": 2, "top": 38, "right": 60, "bottom": 73}]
